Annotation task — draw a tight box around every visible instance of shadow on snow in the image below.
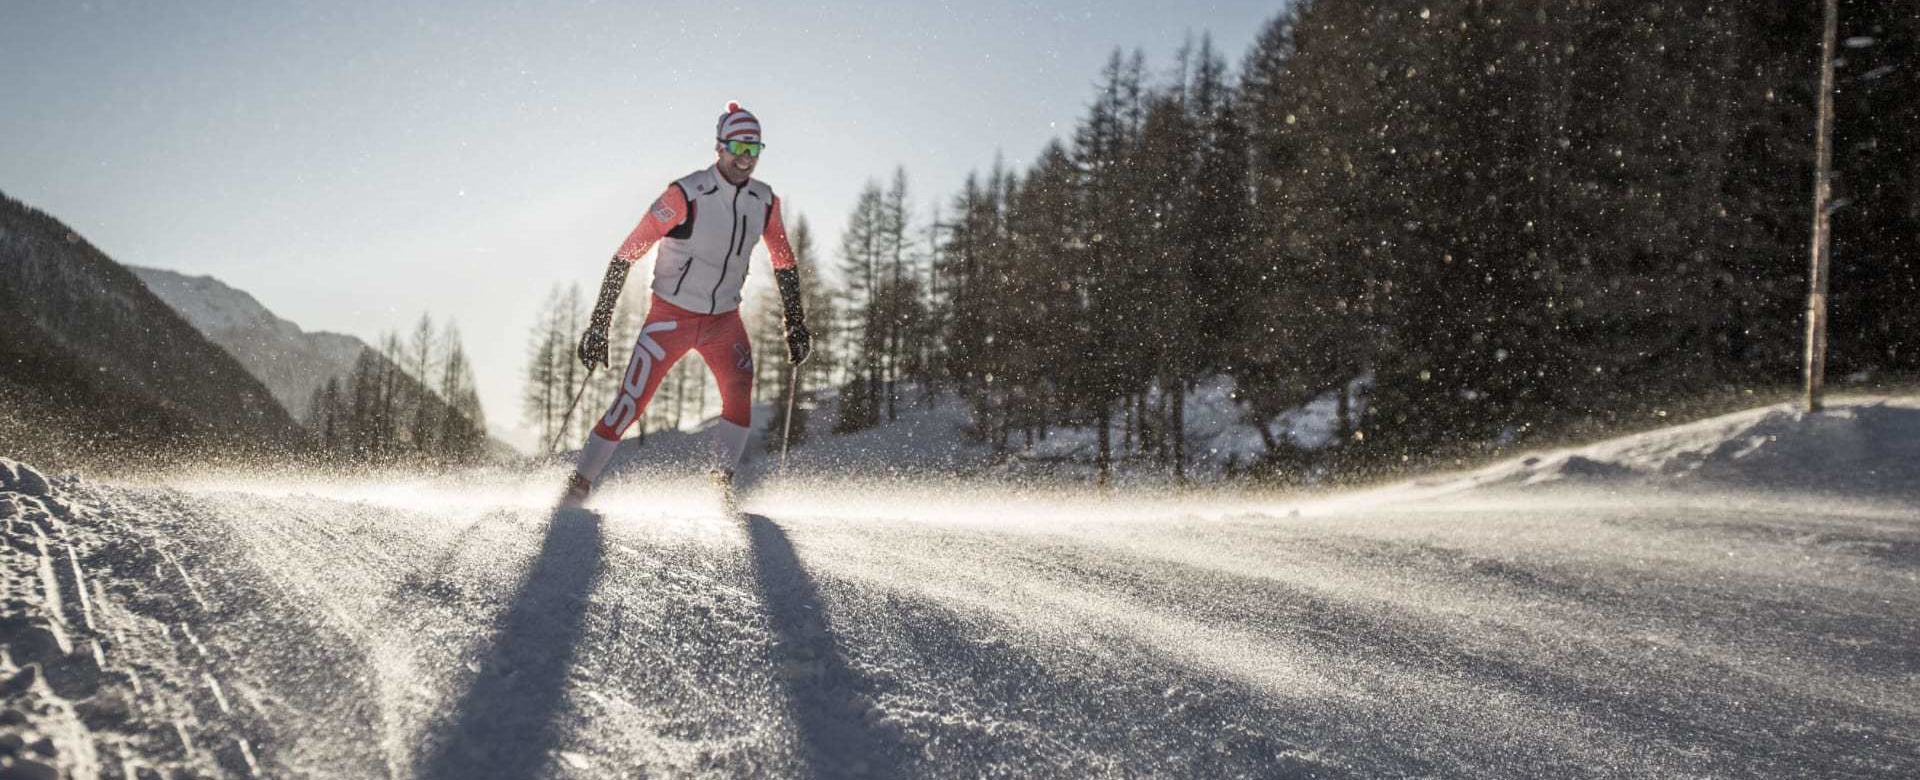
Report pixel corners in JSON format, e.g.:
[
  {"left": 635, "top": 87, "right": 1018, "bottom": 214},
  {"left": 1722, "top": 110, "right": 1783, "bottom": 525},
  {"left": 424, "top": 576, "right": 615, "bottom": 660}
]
[
  {"left": 744, "top": 512, "right": 906, "bottom": 779},
  {"left": 418, "top": 507, "right": 605, "bottom": 780}
]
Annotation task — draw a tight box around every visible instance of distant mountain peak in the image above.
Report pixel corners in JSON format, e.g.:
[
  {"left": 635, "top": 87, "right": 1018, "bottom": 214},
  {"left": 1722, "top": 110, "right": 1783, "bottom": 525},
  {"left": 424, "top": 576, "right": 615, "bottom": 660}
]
[
  {"left": 127, "top": 266, "right": 281, "bottom": 333},
  {"left": 0, "top": 191, "right": 301, "bottom": 465},
  {"left": 129, "top": 265, "right": 372, "bottom": 423}
]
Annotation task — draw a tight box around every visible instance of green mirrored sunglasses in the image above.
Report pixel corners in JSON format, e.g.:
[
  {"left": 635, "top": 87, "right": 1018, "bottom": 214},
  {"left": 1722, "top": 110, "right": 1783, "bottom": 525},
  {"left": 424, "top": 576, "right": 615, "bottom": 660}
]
[{"left": 723, "top": 139, "right": 764, "bottom": 157}]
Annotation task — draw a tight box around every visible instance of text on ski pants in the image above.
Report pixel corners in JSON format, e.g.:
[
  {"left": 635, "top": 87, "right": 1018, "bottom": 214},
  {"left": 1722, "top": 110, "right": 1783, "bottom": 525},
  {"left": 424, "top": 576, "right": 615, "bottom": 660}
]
[{"left": 594, "top": 294, "right": 753, "bottom": 440}]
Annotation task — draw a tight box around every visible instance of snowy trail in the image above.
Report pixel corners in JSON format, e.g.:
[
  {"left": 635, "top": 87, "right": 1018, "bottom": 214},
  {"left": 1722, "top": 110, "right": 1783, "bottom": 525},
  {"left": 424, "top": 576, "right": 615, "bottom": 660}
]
[{"left": 3, "top": 460, "right": 1918, "bottom": 779}]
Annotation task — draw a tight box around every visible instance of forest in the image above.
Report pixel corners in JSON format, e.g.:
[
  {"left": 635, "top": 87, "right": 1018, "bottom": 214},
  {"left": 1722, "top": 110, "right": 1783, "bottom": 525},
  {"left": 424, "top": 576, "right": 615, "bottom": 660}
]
[
  {"left": 525, "top": 0, "right": 1917, "bottom": 482},
  {"left": 304, "top": 315, "right": 493, "bottom": 466}
]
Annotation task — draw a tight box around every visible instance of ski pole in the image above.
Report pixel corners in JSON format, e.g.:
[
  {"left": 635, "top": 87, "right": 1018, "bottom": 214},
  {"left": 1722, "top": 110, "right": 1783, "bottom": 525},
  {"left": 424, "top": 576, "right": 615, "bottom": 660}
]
[
  {"left": 547, "top": 366, "right": 596, "bottom": 455},
  {"left": 779, "top": 364, "right": 799, "bottom": 470}
]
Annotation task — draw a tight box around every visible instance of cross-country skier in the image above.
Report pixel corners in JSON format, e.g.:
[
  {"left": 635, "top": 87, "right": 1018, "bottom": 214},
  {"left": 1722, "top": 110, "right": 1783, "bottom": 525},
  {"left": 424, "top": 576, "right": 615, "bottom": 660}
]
[{"left": 561, "top": 101, "right": 811, "bottom": 507}]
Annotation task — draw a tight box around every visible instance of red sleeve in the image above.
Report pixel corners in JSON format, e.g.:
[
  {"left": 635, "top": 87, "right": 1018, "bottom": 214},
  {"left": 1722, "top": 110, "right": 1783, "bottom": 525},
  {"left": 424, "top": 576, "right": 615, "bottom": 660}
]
[
  {"left": 614, "top": 184, "right": 689, "bottom": 263},
  {"left": 762, "top": 195, "right": 797, "bottom": 270}
]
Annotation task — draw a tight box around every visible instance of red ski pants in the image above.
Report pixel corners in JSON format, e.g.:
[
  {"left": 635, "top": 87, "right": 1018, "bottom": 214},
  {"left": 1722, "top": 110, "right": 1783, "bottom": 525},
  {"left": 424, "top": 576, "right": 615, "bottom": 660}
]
[{"left": 593, "top": 295, "right": 753, "bottom": 439}]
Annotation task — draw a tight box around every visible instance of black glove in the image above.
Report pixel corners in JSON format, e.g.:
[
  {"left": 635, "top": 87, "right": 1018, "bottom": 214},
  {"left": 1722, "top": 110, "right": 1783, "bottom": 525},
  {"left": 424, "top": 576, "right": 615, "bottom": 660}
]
[
  {"left": 577, "top": 326, "right": 609, "bottom": 370},
  {"left": 786, "top": 322, "right": 812, "bottom": 365},
  {"left": 774, "top": 267, "right": 811, "bottom": 364},
  {"left": 578, "top": 256, "right": 629, "bottom": 370}
]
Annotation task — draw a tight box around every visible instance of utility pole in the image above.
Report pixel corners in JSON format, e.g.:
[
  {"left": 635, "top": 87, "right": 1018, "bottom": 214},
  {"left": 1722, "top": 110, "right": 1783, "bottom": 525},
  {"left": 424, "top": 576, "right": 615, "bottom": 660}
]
[{"left": 1803, "top": 0, "right": 1838, "bottom": 412}]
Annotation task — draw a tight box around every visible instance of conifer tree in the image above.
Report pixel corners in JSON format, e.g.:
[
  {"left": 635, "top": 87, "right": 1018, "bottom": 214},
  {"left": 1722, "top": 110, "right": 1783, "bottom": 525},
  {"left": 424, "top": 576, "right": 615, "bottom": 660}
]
[{"left": 836, "top": 183, "right": 887, "bottom": 431}]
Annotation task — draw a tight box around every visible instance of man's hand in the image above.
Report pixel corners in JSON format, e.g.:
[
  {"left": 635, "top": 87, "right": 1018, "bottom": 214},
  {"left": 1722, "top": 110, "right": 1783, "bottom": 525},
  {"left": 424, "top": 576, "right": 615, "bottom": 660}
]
[
  {"left": 578, "top": 256, "right": 629, "bottom": 370},
  {"left": 774, "top": 266, "right": 810, "bottom": 364},
  {"left": 578, "top": 325, "right": 609, "bottom": 370},
  {"left": 785, "top": 323, "right": 812, "bottom": 364}
]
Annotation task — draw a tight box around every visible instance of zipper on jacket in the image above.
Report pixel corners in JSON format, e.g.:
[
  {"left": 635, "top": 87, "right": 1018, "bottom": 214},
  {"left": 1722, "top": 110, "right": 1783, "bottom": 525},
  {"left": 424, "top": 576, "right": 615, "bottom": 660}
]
[
  {"left": 671, "top": 257, "right": 697, "bottom": 295},
  {"left": 711, "top": 188, "right": 744, "bottom": 312},
  {"left": 727, "top": 213, "right": 747, "bottom": 257}
]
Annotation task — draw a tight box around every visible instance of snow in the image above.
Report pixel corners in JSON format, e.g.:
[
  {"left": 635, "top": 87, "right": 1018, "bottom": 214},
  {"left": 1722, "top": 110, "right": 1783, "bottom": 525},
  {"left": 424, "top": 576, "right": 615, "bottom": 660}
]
[
  {"left": 590, "top": 373, "right": 1370, "bottom": 486},
  {"left": 1421, "top": 396, "right": 1920, "bottom": 499},
  {"left": 130, "top": 265, "right": 372, "bottom": 422},
  {"left": 129, "top": 266, "right": 288, "bottom": 336},
  {"left": 3, "top": 397, "right": 1917, "bottom": 778}
]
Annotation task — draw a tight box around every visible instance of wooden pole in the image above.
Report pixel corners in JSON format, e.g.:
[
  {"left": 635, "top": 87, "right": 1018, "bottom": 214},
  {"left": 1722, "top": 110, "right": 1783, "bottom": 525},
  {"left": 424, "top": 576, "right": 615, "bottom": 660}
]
[{"left": 1803, "top": 0, "right": 1838, "bottom": 412}]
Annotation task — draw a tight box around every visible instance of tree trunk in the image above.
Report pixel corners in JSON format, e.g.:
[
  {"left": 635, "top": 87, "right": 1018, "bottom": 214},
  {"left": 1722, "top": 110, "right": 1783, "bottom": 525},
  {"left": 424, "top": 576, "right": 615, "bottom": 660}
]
[
  {"left": 1254, "top": 415, "right": 1281, "bottom": 457},
  {"left": 1097, "top": 401, "right": 1112, "bottom": 487},
  {"left": 1335, "top": 382, "right": 1352, "bottom": 444},
  {"left": 1804, "top": 0, "right": 1838, "bottom": 412},
  {"left": 1137, "top": 393, "right": 1149, "bottom": 455},
  {"left": 696, "top": 373, "right": 708, "bottom": 421},
  {"left": 1172, "top": 380, "right": 1186, "bottom": 482},
  {"left": 673, "top": 364, "right": 686, "bottom": 428}
]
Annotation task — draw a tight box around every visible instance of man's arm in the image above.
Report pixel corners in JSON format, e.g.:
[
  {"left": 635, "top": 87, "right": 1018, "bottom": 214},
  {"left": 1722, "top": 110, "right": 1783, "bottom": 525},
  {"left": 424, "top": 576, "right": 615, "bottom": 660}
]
[
  {"left": 762, "top": 194, "right": 798, "bottom": 272},
  {"left": 579, "top": 185, "right": 691, "bottom": 369},
  {"left": 761, "top": 196, "right": 811, "bottom": 364},
  {"left": 615, "top": 184, "right": 690, "bottom": 263}
]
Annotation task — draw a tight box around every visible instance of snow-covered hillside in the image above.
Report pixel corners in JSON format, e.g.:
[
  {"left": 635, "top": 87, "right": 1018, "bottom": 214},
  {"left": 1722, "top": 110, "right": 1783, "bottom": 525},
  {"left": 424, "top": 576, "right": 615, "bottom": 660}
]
[
  {"left": 590, "top": 375, "right": 1369, "bottom": 486},
  {"left": 130, "top": 266, "right": 370, "bottom": 423},
  {"left": 1412, "top": 396, "right": 1920, "bottom": 499},
  {"left": 7, "top": 398, "right": 1914, "bottom": 778},
  {"left": 0, "top": 195, "right": 299, "bottom": 466}
]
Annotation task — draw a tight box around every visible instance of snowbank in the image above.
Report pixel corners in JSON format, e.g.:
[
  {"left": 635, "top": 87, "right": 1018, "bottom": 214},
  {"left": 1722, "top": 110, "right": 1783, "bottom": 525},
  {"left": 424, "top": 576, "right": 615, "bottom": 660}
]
[
  {"left": 2, "top": 458, "right": 306, "bottom": 779},
  {"left": 2, "top": 459, "right": 113, "bottom": 780},
  {"left": 1436, "top": 397, "right": 1920, "bottom": 498},
  {"left": 592, "top": 375, "right": 1368, "bottom": 485},
  {"left": 587, "top": 375, "right": 1916, "bottom": 499}
]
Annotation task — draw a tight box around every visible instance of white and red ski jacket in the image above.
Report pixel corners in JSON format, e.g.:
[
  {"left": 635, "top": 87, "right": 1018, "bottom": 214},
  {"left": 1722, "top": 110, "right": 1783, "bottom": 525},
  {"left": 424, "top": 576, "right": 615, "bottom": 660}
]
[{"left": 613, "top": 165, "right": 797, "bottom": 315}]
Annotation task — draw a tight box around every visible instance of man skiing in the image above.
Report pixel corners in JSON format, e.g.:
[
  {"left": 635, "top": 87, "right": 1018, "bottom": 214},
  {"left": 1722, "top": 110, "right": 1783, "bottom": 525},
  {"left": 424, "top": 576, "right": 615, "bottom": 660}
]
[{"left": 561, "top": 101, "right": 811, "bottom": 507}]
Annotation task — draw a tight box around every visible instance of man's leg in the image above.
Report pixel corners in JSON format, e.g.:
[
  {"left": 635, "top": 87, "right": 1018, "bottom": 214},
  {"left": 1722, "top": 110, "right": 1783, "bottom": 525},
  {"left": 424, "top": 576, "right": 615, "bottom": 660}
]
[
  {"left": 694, "top": 311, "right": 755, "bottom": 472},
  {"left": 576, "top": 317, "right": 693, "bottom": 482}
]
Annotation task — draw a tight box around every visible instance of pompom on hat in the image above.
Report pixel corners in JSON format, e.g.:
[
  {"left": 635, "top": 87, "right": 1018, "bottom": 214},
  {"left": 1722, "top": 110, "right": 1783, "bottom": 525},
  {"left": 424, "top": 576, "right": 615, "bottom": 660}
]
[{"left": 716, "top": 101, "right": 762, "bottom": 144}]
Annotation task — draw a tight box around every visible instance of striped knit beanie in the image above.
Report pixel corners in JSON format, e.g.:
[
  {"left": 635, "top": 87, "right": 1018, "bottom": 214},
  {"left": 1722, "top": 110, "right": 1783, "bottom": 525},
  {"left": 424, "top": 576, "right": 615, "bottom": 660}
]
[{"left": 716, "top": 101, "right": 762, "bottom": 144}]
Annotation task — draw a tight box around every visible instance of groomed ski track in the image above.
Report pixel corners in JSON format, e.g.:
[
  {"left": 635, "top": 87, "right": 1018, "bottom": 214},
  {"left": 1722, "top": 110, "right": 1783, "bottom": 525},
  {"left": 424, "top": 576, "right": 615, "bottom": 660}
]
[{"left": 2, "top": 400, "right": 1917, "bottom": 779}]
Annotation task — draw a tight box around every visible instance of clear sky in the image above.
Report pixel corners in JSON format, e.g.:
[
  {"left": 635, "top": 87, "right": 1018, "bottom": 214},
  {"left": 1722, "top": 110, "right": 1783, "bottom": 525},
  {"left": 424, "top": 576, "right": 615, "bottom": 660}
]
[{"left": 1, "top": 0, "right": 1285, "bottom": 451}]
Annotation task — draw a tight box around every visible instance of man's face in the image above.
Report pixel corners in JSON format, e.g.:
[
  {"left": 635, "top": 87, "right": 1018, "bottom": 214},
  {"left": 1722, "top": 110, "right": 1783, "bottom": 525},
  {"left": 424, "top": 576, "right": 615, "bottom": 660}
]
[{"left": 716, "top": 141, "right": 759, "bottom": 182}]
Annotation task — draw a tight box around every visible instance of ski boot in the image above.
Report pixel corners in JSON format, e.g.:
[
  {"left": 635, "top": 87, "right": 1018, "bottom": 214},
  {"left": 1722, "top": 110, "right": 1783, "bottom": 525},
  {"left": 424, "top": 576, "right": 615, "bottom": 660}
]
[
  {"left": 709, "top": 468, "right": 739, "bottom": 515},
  {"left": 559, "top": 472, "right": 593, "bottom": 509}
]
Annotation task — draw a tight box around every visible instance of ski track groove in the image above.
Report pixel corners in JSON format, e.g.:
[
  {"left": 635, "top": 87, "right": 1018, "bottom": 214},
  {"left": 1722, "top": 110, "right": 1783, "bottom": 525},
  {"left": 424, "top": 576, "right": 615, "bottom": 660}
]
[
  {"left": 5, "top": 458, "right": 1917, "bottom": 778},
  {"left": 770, "top": 500, "right": 1919, "bottom": 778}
]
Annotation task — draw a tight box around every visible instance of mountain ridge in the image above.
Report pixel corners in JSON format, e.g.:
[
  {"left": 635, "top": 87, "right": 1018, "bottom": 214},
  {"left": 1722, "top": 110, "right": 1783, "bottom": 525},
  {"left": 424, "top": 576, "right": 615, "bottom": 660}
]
[
  {"left": 0, "top": 190, "right": 302, "bottom": 468},
  {"left": 128, "top": 264, "right": 517, "bottom": 460},
  {"left": 129, "top": 265, "right": 371, "bottom": 423}
]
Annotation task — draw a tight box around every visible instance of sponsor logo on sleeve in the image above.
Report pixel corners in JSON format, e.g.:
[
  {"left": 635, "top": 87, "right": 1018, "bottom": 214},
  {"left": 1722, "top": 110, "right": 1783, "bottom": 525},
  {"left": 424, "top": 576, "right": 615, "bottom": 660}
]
[{"left": 651, "top": 199, "right": 677, "bottom": 224}]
